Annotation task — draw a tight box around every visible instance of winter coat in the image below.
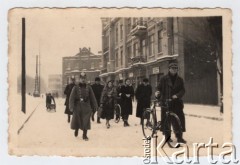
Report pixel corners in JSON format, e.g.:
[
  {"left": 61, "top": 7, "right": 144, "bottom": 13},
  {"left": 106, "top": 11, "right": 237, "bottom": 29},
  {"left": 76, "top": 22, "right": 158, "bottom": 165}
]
[
  {"left": 91, "top": 83, "right": 104, "bottom": 106},
  {"left": 116, "top": 85, "right": 124, "bottom": 106},
  {"left": 46, "top": 95, "right": 55, "bottom": 107},
  {"left": 135, "top": 84, "right": 152, "bottom": 118},
  {"left": 100, "top": 86, "right": 117, "bottom": 120},
  {"left": 69, "top": 83, "right": 98, "bottom": 131},
  {"left": 121, "top": 85, "right": 134, "bottom": 116},
  {"left": 157, "top": 73, "right": 186, "bottom": 133},
  {"left": 64, "top": 83, "right": 75, "bottom": 115}
]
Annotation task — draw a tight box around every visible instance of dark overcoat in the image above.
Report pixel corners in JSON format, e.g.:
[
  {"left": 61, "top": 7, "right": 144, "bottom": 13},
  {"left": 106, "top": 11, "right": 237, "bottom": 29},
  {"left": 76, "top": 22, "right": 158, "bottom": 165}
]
[
  {"left": 69, "top": 83, "right": 98, "bottom": 131},
  {"left": 46, "top": 95, "right": 55, "bottom": 108},
  {"left": 157, "top": 73, "right": 186, "bottom": 133},
  {"left": 91, "top": 83, "right": 104, "bottom": 106},
  {"left": 135, "top": 84, "right": 152, "bottom": 118},
  {"left": 100, "top": 86, "right": 117, "bottom": 120},
  {"left": 121, "top": 85, "right": 134, "bottom": 116},
  {"left": 64, "top": 83, "right": 75, "bottom": 115},
  {"left": 116, "top": 85, "right": 124, "bottom": 106}
]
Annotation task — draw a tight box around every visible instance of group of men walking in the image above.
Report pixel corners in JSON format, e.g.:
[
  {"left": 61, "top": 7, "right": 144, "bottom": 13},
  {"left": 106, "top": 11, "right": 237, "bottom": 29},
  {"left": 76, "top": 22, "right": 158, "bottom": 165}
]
[{"left": 63, "top": 60, "right": 186, "bottom": 143}]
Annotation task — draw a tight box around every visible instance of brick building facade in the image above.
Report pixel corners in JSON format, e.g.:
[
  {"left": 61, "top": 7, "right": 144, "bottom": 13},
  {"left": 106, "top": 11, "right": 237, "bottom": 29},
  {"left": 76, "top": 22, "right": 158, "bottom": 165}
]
[
  {"left": 100, "top": 17, "right": 222, "bottom": 105},
  {"left": 62, "top": 47, "right": 102, "bottom": 96}
]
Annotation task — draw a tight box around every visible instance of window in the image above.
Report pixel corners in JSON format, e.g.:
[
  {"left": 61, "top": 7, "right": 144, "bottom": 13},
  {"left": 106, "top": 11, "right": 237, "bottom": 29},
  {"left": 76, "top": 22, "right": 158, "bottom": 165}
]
[
  {"left": 127, "top": 18, "right": 131, "bottom": 34},
  {"left": 149, "top": 34, "right": 155, "bottom": 56},
  {"left": 120, "top": 24, "right": 123, "bottom": 40},
  {"left": 133, "top": 42, "right": 138, "bottom": 57},
  {"left": 115, "top": 25, "right": 119, "bottom": 44},
  {"left": 127, "top": 45, "right": 132, "bottom": 58},
  {"left": 91, "top": 62, "right": 94, "bottom": 69},
  {"left": 142, "top": 39, "right": 147, "bottom": 56},
  {"left": 120, "top": 50, "right": 123, "bottom": 66},
  {"left": 115, "top": 51, "right": 119, "bottom": 67},
  {"left": 82, "top": 61, "right": 86, "bottom": 69},
  {"left": 158, "top": 30, "right": 163, "bottom": 53}
]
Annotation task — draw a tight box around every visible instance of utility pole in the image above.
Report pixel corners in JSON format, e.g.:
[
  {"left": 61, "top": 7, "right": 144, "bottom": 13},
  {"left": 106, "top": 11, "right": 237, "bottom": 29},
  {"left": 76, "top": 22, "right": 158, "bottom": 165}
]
[
  {"left": 21, "top": 18, "right": 26, "bottom": 113},
  {"left": 38, "top": 41, "right": 41, "bottom": 96}
]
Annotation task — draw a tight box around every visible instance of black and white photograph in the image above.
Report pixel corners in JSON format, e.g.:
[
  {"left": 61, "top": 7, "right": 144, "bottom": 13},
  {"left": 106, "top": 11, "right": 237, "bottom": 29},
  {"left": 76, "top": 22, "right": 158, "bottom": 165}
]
[{"left": 8, "top": 8, "right": 232, "bottom": 158}]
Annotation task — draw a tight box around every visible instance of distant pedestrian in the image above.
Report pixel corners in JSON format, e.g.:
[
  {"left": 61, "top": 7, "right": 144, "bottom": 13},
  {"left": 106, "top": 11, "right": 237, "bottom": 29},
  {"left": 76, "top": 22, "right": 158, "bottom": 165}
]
[
  {"left": 69, "top": 72, "right": 98, "bottom": 141},
  {"left": 115, "top": 80, "right": 124, "bottom": 123},
  {"left": 46, "top": 93, "right": 56, "bottom": 111},
  {"left": 100, "top": 80, "right": 117, "bottom": 129},
  {"left": 121, "top": 79, "right": 134, "bottom": 127},
  {"left": 64, "top": 76, "right": 75, "bottom": 123},
  {"left": 91, "top": 77, "right": 104, "bottom": 123},
  {"left": 135, "top": 78, "right": 152, "bottom": 125}
]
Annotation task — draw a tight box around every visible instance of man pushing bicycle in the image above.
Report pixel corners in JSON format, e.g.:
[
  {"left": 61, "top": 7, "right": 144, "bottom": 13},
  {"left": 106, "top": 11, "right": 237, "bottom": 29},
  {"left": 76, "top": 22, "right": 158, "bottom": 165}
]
[{"left": 155, "top": 59, "right": 187, "bottom": 144}]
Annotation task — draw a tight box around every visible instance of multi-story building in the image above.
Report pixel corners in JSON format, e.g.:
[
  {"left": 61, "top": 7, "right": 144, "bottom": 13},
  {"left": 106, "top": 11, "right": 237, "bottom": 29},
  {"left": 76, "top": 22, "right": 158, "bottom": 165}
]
[
  {"left": 100, "top": 17, "right": 222, "bottom": 105},
  {"left": 48, "top": 74, "right": 62, "bottom": 97},
  {"left": 62, "top": 47, "right": 102, "bottom": 96}
]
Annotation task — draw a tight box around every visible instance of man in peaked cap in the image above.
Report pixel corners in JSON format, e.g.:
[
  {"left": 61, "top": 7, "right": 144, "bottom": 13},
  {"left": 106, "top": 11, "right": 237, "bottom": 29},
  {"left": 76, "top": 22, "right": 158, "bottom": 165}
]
[
  {"left": 69, "top": 72, "right": 98, "bottom": 141},
  {"left": 156, "top": 59, "right": 187, "bottom": 143}
]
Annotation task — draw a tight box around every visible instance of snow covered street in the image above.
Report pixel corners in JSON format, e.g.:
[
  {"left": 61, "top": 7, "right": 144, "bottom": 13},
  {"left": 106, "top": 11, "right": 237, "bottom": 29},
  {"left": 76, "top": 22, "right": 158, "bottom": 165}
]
[{"left": 13, "top": 97, "right": 224, "bottom": 157}]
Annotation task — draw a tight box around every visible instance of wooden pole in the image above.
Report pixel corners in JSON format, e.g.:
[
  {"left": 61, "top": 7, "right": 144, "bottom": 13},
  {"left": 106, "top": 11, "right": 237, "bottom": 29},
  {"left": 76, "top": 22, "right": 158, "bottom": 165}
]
[{"left": 21, "top": 17, "right": 26, "bottom": 113}]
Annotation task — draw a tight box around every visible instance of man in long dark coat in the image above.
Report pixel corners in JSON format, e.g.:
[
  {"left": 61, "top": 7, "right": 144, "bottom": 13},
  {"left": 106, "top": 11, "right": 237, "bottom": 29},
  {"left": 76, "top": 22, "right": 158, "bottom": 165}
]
[
  {"left": 135, "top": 78, "right": 152, "bottom": 125},
  {"left": 91, "top": 77, "right": 104, "bottom": 123},
  {"left": 156, "top": 60, "right": 186, "bottom": 143},
  {"left": 121, "top": 79, "right": 134, "bottom": 127},
  {"left": 69, "top": 72, "right": 98, "bottom": 141},
  {"left": 115, "top": 80, "right": 124, "bottom": 123},
  {"left": 64, "top": 76, "right": 75, "bottom": 123}
]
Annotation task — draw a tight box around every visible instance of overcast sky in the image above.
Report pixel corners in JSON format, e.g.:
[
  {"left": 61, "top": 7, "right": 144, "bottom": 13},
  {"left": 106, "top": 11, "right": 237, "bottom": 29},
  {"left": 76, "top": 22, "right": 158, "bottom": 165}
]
[{"left": 10, "top": 9, "right": 102, "bottom": 83}]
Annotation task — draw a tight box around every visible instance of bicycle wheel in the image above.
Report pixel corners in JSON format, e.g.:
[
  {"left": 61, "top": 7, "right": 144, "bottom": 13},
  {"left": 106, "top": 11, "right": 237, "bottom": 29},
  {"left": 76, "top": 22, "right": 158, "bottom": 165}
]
[{"left": 142, "top": 108, "right": 156, "bottom": 139}]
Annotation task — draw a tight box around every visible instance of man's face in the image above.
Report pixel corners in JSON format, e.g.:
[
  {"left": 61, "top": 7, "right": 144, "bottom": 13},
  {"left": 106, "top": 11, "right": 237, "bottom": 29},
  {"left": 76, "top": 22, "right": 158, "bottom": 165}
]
[
  {"left": 169, "top": 66, "right": 178, "bottom": 75},
  {"left": 143, "top": 82, "right": 148, "bottom": 86},
  {"left": 71, "top": 79, "right": 75, "bottom": 84},
  {"left": 80, "top": 77, "right": 86, "bottom": 83},
  {"left": 108, "top": 82, "right": 113, "bottom": 88},
  {"left": 95, "top": 80, "right": 100, "bottom": 85},
  {"left": 126, "top": 80, "right": 131, "bottom": 85}
]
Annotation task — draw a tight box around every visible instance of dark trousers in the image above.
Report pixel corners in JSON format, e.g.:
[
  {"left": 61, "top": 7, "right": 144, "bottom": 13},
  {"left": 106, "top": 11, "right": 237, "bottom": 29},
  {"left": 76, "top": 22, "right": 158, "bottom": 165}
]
[{"left": 122, "top": 114, "right": 129, "bottom": 121}]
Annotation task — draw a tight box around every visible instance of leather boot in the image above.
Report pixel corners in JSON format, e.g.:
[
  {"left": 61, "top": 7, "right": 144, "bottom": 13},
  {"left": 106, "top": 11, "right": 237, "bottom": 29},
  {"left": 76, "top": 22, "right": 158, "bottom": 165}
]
[
  {"left": 74, "top": 129, "right": 78, "bottom": 137},
  {"left": 91, "top": 112, "right": 95, "bottom": 122},
  {"left": 176, "top": 133, "right": 187, "bottom": 144},
  {"left": 97, "top": 117, "right": 101, "bottom": 124},
  {"left": 82, "top": 130, "right": 89, "bottom": 141},
  {"left": 123, "top": 121, "right": 127, "bottom": 127},
  {"left": 164, "top": 133, "right": 173, "bottom": 143},
  {"left": 68, "top": 115, "right": 71, "bottom": 123},
  {"left": 125, "top": 121, "right": 130, "bottom": 126}
]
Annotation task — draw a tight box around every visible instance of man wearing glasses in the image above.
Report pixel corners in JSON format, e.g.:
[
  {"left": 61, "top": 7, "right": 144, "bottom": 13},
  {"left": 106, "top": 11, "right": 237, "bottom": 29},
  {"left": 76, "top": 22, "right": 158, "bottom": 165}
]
[{"left": 156, "top": 59, "right": 186, "bottom": 143}]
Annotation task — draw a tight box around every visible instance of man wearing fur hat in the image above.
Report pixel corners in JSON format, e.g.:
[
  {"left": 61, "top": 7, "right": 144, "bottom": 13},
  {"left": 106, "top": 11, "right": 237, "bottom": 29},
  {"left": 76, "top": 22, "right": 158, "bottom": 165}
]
[
  {"left": 156, "top": 59, "right": 186, "bottom": 143},
  {"left": 69, "top": 72, "right": 98, "bottom": 141}
]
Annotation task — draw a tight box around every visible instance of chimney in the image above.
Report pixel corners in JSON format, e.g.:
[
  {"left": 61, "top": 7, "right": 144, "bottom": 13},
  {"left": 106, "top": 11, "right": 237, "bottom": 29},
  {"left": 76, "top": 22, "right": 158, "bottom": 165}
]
[
  {"left": 89, "top": 47, "right": 91, "bottom": 52},
  {"left": 79, "top": 48, "right": 82, "bottom": 53}
]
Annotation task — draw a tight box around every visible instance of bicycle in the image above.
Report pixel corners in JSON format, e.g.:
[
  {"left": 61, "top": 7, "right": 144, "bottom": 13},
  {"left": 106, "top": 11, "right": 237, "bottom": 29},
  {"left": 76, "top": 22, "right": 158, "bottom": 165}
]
[{"left": 141, "top": 99, "right": 183, "bottom": 147}]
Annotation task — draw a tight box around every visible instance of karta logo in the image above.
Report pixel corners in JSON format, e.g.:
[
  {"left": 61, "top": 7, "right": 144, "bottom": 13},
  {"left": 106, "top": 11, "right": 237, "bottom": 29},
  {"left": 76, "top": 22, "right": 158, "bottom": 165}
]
[{"left": 142, "top": 136, "right": 239, "bottom": 164}]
